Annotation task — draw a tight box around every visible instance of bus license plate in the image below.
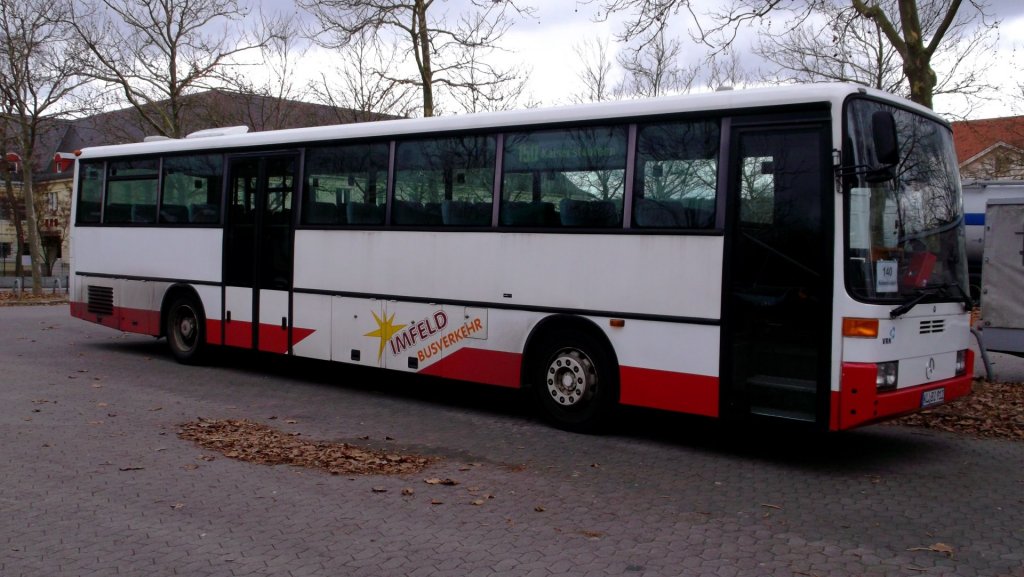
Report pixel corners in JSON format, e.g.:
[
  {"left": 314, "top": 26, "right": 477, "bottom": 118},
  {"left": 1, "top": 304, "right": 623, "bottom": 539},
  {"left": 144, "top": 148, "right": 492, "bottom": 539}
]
[{"left": 921, "top": 388, "right": 944, "bottom": 408}]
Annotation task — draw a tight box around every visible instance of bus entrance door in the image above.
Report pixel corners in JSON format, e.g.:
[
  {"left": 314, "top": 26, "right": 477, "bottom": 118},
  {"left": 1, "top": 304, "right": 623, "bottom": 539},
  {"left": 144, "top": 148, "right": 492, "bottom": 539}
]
[
  {"left": 724, "top": 119, "right": 832, "bottom": 424},
  {"left": 223, "top": 153, "right": 298, "bottom": 353}
]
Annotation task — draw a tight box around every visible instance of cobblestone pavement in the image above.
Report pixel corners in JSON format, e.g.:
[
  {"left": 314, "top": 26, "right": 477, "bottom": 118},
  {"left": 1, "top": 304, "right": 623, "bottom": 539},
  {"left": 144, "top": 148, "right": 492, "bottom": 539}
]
[{"left": 2, "top": 305, "right": 1023, "bottom": 577}]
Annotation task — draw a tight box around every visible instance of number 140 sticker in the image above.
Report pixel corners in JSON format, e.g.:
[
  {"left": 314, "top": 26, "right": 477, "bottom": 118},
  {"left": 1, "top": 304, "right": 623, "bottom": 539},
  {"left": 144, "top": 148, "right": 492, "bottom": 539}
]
[{"left": 877, "top": 259, "right": 898, "bottom": 293}]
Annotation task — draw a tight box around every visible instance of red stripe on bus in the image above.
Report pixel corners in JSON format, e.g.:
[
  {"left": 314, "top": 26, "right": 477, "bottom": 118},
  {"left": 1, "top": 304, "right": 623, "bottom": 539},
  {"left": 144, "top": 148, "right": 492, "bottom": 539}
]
[
  {"left": 206, "top": 319, "right": 222, "bottom": 345},
  {"left": 70, "top": 301, "right": 160, "bottom": 336},
  {"left": 831, "top": 352, "right": 974, "bottom": 430},
  {"left": 618, "top": 367, "right": 719, "bottom": 417},
  {"left": 209, "top": 319, "right": 315, "bottom": 353},
  {"left": 418, "top": 347, "right": 522, "bottom": 388}
]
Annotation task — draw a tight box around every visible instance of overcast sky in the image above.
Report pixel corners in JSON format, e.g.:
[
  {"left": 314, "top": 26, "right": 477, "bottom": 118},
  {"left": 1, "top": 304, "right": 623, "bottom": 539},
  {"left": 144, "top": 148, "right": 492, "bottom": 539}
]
[
  {"left": 284, "top": 0, "right": 1023, "bottom": 119},
  {"left": 513, "top": 0, "right": 1023, "bottom": 118}
]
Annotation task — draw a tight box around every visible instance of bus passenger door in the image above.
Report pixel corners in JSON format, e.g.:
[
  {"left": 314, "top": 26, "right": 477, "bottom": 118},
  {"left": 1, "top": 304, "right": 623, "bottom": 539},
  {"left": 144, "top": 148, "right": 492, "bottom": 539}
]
[
  {"left": 722, "top": 118, "right": 832, "bottom": 424},
  {"left": 223, "top": 154, "right": 298, "bottom": 353}
]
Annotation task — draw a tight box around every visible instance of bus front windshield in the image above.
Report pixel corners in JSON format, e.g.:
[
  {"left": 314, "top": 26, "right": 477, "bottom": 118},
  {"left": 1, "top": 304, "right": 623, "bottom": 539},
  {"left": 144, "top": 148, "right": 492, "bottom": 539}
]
[{"left": 844, "top": 98, "right": 969, "bottom": 305}]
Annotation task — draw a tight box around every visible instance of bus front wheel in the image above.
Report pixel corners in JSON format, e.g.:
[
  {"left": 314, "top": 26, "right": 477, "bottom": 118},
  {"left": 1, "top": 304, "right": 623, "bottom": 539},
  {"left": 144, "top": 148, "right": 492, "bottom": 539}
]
[
  {"left": 166, "top": 295, "right": 207, "bottom": 364},
  {"left": 533, "top": 331, "right": 618, "bottom": 432}
]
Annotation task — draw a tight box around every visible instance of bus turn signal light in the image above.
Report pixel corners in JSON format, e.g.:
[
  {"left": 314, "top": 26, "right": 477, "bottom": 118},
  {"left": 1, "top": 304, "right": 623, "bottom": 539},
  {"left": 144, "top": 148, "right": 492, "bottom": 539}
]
[{"left": 843, "top": 318, "right": 879, "bottom": 338}]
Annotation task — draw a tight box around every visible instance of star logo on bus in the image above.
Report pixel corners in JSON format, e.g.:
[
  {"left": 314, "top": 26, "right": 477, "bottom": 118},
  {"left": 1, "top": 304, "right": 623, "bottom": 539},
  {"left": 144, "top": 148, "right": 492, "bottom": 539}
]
[{"left": 365, "top": 311, "right": 406, "bottom": 361}]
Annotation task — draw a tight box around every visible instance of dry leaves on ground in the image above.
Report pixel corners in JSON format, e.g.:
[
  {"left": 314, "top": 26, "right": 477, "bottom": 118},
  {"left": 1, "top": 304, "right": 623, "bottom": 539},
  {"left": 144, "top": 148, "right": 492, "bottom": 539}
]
[
  {"left": 894, "top": 379, "right": 1024, "bottom": 441},
  {"left": 178, "top": 418, "right": 434, "bottom": 476},
  {"left": 0, "top": 291, "right": 68, "bottom": 305}
]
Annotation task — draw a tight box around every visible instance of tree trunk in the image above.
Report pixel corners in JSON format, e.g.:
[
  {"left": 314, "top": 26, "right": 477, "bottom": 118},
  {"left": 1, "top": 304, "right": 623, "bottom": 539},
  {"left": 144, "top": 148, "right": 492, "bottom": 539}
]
[
  {"left": 415, "top": 0, "right": 434, "bottom": 117},
  {"left": 2, "top": 168, "right": 25, "bottom": 278},
  {"left": 20, "top": 168, "right": 45, "bottom": 295}
]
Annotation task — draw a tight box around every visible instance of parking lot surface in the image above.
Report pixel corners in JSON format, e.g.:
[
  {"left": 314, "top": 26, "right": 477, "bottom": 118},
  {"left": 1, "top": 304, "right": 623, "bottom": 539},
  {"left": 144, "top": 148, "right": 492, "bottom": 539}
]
[{"left": 2, "top": 305, "right": 1023, "bottom": 577}]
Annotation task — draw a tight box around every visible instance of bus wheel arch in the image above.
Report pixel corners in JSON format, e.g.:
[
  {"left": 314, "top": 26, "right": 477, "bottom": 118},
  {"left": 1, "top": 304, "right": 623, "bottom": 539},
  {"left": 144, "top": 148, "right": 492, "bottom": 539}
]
[
  {"left": 161, "top": 285, "right": 208, "bottom": 364},
  {"left": 522, "top": 315, "right": 620, "bottom": 432}
]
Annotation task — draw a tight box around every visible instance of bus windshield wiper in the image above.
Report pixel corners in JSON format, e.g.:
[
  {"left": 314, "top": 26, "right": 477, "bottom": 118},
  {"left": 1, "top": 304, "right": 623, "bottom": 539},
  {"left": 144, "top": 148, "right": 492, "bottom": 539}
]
[{"left": 889, "top": 283, "right": 972, "bottom": 319}]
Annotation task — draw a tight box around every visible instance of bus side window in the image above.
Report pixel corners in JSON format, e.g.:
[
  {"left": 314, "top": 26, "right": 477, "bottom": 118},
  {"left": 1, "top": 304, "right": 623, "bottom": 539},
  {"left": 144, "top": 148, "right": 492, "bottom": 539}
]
[
  {"left": 394, "top": 136, "right": 496, "bottom": 227},
  {"left": 303, "top": 143, "right": 389, "bottom": 226},
  {"left": 161, "top": 154, "right": 224, "bottom": 225},
  {"left": 105, "top": 159, "right": 158, "bottom": 225},
  {"left": 633, "top": 119, "right": 720, "bottom": 230},
  {"left": 501, "top": 126, "right": 627, "bottom": 228},
  {"left": 76, "top": 162, "right": 104, "bottom": 224}
]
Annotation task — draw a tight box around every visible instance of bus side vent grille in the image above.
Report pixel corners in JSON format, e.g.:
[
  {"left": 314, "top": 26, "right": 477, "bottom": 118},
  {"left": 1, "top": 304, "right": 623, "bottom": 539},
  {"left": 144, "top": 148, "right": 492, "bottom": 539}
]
[
  {"left": 87, "top": 285, "right": 114, "bottom": 316},
  {"left": 919, "top": 319, "right": 945, "bottom": 334}
]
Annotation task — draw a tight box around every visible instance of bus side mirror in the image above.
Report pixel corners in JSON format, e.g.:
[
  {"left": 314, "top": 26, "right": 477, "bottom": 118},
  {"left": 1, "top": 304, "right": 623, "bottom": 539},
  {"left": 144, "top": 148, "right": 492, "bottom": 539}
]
[{"left": 872, "top": 111, "right": 899, "bottom": 166}]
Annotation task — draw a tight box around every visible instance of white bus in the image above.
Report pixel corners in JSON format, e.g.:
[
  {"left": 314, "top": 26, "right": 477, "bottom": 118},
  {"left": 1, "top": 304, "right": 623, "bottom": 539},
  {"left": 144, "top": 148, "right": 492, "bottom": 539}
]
[{"left": 69, "top": 83, "right": 974, "bottom": 431}]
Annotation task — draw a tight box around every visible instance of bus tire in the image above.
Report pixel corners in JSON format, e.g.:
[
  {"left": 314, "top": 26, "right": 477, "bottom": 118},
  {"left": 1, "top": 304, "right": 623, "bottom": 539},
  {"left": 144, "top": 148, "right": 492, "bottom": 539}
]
[
  {"left": 532, "top": 330, "right": 618, "bottom": 433},
  {"left": 166, "top": 295, "right": 207, "bottom": 364}
]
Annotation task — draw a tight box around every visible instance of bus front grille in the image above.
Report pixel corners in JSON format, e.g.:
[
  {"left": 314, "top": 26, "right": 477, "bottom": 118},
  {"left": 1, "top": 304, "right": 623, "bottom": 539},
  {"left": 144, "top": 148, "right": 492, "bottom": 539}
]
[
  {"left": 919, "top": 319, "right": 945, "bottom": 334},
  {"left": 87, "top": 285, "right": 114, "bottom": 316}
]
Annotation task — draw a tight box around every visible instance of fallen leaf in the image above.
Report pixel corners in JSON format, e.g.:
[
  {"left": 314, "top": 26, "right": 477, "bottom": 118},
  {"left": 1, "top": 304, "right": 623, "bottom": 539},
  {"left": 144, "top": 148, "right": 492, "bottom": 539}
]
[
  {"left": 907, "top": 543, "right": 955, "bottom": 558},
  {"left": 372, "top": 487, "right": 388, "bottom": 493},
  {"left": 430, "top": 499, "right": 443, "bottom": 505},
  {"left": 285, "top": 419, "right": 297, "bottom": 424},
  {"left": 761, "top": 503, "right": 783, "bottom": 510},
  {"left": 471, "top": 499, "right": 485, "bottom": 506},
  {"left": 424, "top": 478, "right": 459, "bottom": 486},
  {"left": 177, "top": 419, "right": 433, "bottom": 476},
  {"left": 534, "top": 506, "right": 546, "bottom": 512},
  {"left": 401, "top": 488, "right": 414, "bottom": 496},
  {"left": 170, "top": 503, "right": 185, "bottom": 510},
  {"left": 182, "top": 463, "right": 199, "bottom": 471},
  {"left": 119, "top": 466, "right": 144, "bottom": 471}
]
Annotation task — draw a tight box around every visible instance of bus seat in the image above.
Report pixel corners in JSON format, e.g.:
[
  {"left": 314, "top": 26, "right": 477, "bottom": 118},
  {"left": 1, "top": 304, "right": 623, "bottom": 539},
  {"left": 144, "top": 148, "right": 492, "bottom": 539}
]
[
  {"left": 131, "top": 204, "right": 157, "bottom": 224},
  {"left": 346, "top": 202, "right": 383, "bottom": 225},
  {"left": 160, "top": 204, "right": 189, "bottom": 223},
  {"left": 104, "top": 203, "right": 133, "bottom": 223},
  {"left": 190, "top": 203, "right": 219, "bottom": 224},
  {"left": 634, "top": 198, "right": 687, "bottom": 227},
  {"left": 78, "top": 201, "right": 101, "bottom": 222},
  {"left": 393, "top": 200, "right": 441, "bottom": 225},
  {"left": 559, "top": 199, "right": 619, "bottom": 227},
  {"left": 305, "top": 201, "right": 339, "bottom": 225},
  {"left": 501, "top": 201, "right": 556, "bottom": 226},
  {"left": 441, "top": 200, "right": 491, "bottom": 226},
  {"left": 683, "top": 197, "right": 715, "bottom": 228}
]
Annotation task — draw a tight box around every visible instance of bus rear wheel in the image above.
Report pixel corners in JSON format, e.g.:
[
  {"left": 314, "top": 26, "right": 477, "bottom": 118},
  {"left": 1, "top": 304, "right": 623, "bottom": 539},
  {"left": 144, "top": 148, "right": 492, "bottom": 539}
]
[
  {"left": 533, "top": 331, "right": 618, "bottom": 432},
  {"left": 166, "top": 295, "right": 206, "bottom": 364}
]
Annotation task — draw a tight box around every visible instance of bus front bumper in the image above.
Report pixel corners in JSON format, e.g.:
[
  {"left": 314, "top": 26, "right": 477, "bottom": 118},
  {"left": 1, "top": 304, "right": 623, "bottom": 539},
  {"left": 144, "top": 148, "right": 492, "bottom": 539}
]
[{"left": 831, "top": 350, "right": 974, "bottom": 431}]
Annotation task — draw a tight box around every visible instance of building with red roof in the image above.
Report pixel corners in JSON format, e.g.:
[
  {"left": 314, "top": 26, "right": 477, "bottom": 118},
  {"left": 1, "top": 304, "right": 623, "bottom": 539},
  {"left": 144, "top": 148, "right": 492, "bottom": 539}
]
[{"left": 952, "top": 115, "right": 1024, "bottom": 180}]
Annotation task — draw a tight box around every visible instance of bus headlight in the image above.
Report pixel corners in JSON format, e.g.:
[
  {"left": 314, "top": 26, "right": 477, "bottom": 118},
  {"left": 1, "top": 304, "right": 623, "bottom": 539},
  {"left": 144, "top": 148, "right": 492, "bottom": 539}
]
[
  {"left": 955, "top": 350, "right": 967, "bottom": 376},
  {"left": 876, "top": 361, "right": 898, "bottom": 391}
]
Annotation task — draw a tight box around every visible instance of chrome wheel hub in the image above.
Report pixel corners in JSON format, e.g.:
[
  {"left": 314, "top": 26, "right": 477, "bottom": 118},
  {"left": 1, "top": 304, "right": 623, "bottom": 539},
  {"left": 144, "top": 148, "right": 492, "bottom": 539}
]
[{"left": 545, "top": 349, "right": 597, "bottom": 407}]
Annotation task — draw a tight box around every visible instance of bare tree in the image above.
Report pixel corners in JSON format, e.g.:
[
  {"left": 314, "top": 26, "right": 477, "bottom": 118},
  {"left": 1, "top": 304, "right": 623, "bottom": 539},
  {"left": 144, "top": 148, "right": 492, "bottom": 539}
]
[
  {"left": 299, "top": 0, "right": 536, "bottom": 117},
  {"left": 311, "top": 30, "right": 418, "bottom": 121},
  {"left": 223, "top": 10, "right": 313, "bottom": 130},
  {"left": 617, "top": 27, "right": 699, "bottom": 98},
  {"left": 755, "top": 0, "right": 995, "bottom": 111},
  {"left": 68, "top": 0, "right": 268, "bottom": 138},
  {"left": 704, "top": 47, "right": 750, "bottom": 92},
  {"left": 572, "top": 36, "right": 620, "bottom": 103},
  {"left": 595, "top": 0, "right": 999, "bottom": 109},
  {"left": 445, "top": 12, "right": 535, "bottom": 113},
  {"left": 0, "top": 0, "right": 93, "bottom": 294}
]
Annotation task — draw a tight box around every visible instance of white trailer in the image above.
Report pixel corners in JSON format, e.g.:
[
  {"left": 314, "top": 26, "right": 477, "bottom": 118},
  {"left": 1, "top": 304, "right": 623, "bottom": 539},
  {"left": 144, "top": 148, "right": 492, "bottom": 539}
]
[{"left": 979, "top": 198, "right": 1024, "bottom": 356}]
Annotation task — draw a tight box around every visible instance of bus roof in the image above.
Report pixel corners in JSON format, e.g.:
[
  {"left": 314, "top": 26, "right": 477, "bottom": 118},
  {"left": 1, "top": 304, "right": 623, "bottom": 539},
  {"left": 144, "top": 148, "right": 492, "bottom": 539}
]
[{"left": 76, "top": 83, "right": 941, "bottom": 160}]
